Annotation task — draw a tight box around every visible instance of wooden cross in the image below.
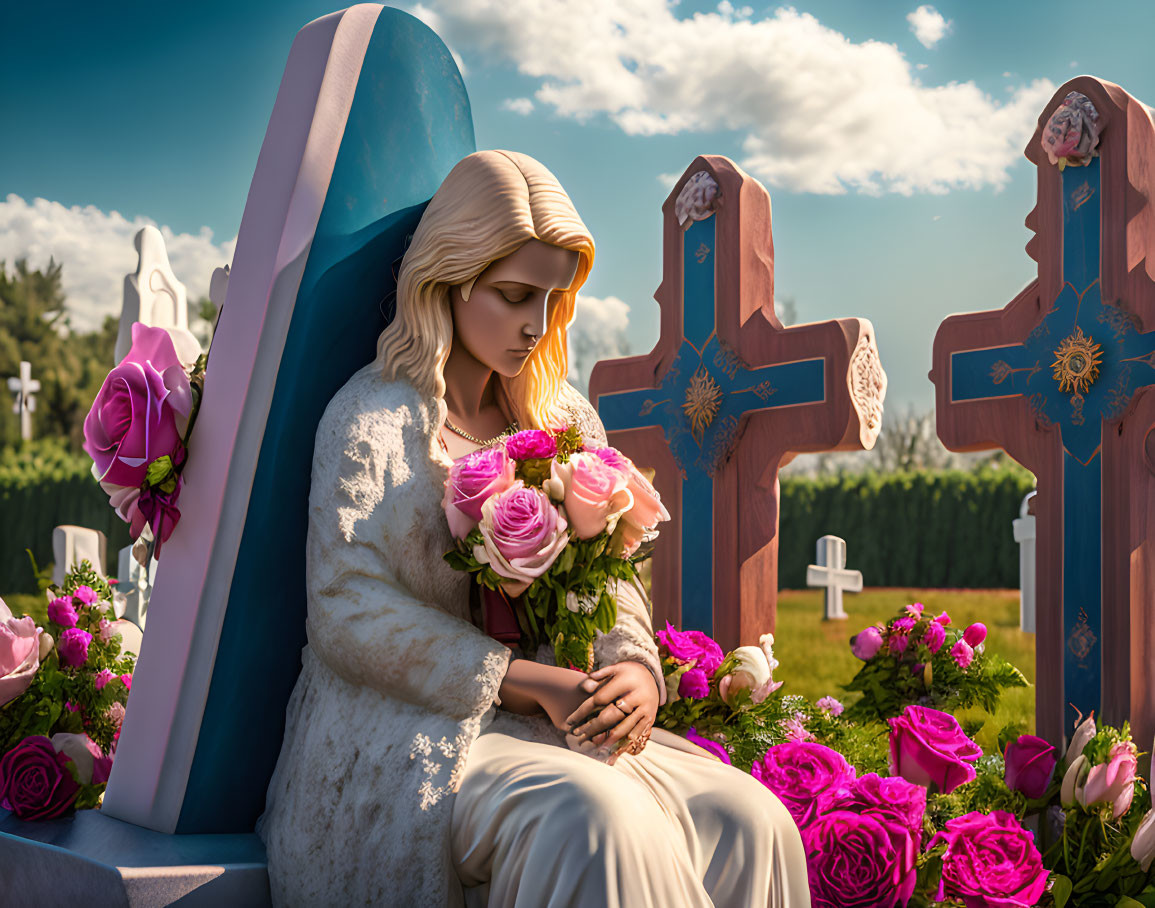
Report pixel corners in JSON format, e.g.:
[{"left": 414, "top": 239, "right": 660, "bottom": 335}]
[
  {"left": 590, "top": 155, "right": 886, "bottom": 651},
  {"left": 7, "top": 360, "right": 40, "bottom": 441},
  {"left": 931, "top": 77, "right": 1155, "bottom": 749},
  {"left": 807, "top": 535, "right": 861, "bottom": 621}
]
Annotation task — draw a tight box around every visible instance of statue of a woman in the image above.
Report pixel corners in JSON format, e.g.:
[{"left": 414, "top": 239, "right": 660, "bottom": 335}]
[{"left": 258, "top": 150, "right": 810, "bottom": 906}]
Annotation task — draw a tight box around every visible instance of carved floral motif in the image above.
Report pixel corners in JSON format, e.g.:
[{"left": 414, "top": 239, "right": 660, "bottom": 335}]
[
  {"left": 675, "top": 171, "right": 720, "bottom": 226},
  {"left": 849, "top": 335, "right": 885, "bottom": 442},
  {"left": 1040, "top": 91, "right": 1102, "bottom": 169},
  {"left": 1051, "top": 326, "right": 1103, "bottom": 395}
]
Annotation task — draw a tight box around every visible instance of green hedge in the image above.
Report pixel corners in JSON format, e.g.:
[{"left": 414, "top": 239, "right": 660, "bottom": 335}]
[
  {"left": 0, "top": 441, "right": 131, "bottom": 593},
  {"left": 778, "top": 466, "right": 1035, "bottom": 589}
]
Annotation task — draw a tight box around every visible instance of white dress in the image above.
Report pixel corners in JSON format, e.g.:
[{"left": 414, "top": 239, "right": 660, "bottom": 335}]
[{"left": 258, "top": 363, "right": 810, "bottom": 906}]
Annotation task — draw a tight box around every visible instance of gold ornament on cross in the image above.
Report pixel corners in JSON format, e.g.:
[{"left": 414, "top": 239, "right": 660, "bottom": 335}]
[
  {"left": 683, "top": 366, "right": 723, "bottom": 444},
  {"left": 1051, "top": 326, "right": 1103, "bottom": 395}
]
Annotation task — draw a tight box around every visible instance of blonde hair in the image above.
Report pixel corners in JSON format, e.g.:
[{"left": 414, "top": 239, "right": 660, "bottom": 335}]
[{"left": 377, "top": 150, "right": 594, "bottom": 429}]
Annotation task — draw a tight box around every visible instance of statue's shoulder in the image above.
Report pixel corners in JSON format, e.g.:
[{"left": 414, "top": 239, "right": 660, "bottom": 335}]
[
  {"left": 315, "top": 364, "right": 434, "bottom": 464},
  {"left": 554, "top": 381, "right": 607, "bottom": 447}
]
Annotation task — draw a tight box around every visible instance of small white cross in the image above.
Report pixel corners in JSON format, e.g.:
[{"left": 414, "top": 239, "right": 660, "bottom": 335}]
[
  {"left": 806, "top": 534, "right": 862, "bottom": 621},
  {"left": 7, "top": 361, "right": 40, "bottom": 441}
]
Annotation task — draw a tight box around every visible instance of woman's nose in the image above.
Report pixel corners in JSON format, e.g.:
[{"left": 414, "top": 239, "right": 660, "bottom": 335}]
[{"left": 523, "top": 294, "right": 549, "bottom": 339}]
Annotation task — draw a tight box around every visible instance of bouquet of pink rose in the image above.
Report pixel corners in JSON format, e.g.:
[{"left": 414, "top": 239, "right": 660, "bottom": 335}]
[
  {"left": 843, "top": 602, "right": 1028, "bottom": 724},
  {"left": 442, "top": 425, "right": 670, "bottom": 670},
  {"left": 0, "top": 562, "right": 135, "bottom": 820},
  {"left": 83, "top": 323, "right": 208, "bottom": 561}
]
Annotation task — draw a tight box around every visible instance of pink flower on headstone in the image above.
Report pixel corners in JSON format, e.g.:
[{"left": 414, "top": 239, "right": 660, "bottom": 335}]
[{"left": 951, "top": 640, "right": 974, "bottom": 670}]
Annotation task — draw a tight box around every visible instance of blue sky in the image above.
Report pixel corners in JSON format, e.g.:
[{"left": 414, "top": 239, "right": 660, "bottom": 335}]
[{"left": 3, "top": 0, "right": 1155, "bottom": 412}]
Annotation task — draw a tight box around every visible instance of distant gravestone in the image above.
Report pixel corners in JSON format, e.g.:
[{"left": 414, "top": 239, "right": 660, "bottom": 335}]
[
  {"left": 7, "top": 361, "right": 40, "bottom": 441},
  {"left": 51, "top": 526, "right": 107, "bottom": 587},
  {"left": 1013, "top": 492, "right": 1037, "bottom": 633},
  {"left": 806, "top": 534, "right": 862, "bottom": 620},
  {"left": 114, "top": 225, "right": 202, "bottom": 366},
  {"left": 117, "top": 543, "right": 156, "bottom": 631}
]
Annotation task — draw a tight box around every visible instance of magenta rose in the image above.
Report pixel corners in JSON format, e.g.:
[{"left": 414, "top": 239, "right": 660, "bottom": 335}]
[
  {"left": 47, "top": 596, "right": 78, "bottom": 628},
  {"left": 952, "top": 639, "right": 974, "bottom": 669},
  {"left": 656, "top": 621, "right": 723, "bottom": 675},
  {"left": 504, "top": 429, "right": 557, "bottom": 461},
  {"left": 678, "top": 667, "right": 710, "bottom": 699},
  {"left": 0, "top": 736, "right": 81, "bottom": 820},
  {"left": 804, "top": 809, "right": 918, "bottom": 908},
  {"left": 831, "top": 772, "right": 927, "bottom": 842},
  {"left": 0, "top": 600, "right": 40, "bottom": 707},
  {"left": 84, "top": 322, "right": 193, "bottom": 490},
  {"left": 73, "top": 586, "right": 99, "bottom": 607},
  {"left": 963, "top": 623, "right": 987, "bottom": 647},
  {"left": 922, "top": 620, "right": 946, "bottom": 654},
  {"left": 473, "top": 482, "right": 569, "bottom": 596},
  {"left": 686, "top": 727, "right": 731, "bottom": 764},
  {"left": 442, "top": 446, "right": 517, "bottom": 539},
  {"left": 930, "top": 810, "right": 1048, "bottom": 908},
  {"left": 851, "top": 625, "right": 883, "bottom": 660},
  {"left": 1004, "top": 735, "right": 1057, "bottom": 800},
  {"left": 893, "top": 616, "right": 916, "bottom": 633},
  {"left": 889, "top": 705, "right": 982, "bottom": 794},
  {"left": 57, "top": 628, "right": 93, "bottom": 668},
  {"left": 751, "top": 742, "right": 856, "bottom": 826}
]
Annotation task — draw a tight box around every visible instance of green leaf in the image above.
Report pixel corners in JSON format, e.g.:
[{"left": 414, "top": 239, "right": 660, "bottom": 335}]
[{"left": 1049, "top": 873, "right": 1073, "bottom": 908}]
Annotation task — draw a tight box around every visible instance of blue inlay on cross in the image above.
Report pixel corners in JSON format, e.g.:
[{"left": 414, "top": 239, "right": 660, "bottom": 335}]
[
  {"left": 949, "top": 158, "right": 1155, "bottom": 730},
  {"left": 597, "top": 215, "right": 825, "bottom": 636}
]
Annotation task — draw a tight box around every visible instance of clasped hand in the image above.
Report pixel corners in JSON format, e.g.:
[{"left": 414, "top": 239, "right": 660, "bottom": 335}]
[{"left": 562, "top": 661, "right": 659, "bottom": 764}]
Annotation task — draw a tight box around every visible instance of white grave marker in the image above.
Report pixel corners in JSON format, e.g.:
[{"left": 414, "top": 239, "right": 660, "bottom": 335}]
[
  {"left": 7, "top": 360, "right": 40, "bottom": 441},
  {"left": 114, "top": 225, "right": 202, "bottom": 366},
  {"left": 117, "top": 542, "right": 157, "bottom": 631},
  {"left": 51, "top": 525, "right": 107, "bottom": 587},
  {"left": 1013, "top": 491, "right": 1037, "bottom": 634},
  {"left": 806, "top": 534, "right": 862, "bottom": 620}
]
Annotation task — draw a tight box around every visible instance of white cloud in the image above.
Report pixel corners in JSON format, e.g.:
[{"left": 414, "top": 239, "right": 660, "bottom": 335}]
[
  {"left": 568, "top": 293, "right": 632, "bottom": 394},
  {"left": 907, "top": 5, "right": 950, "bottom": 49},
  {"left": 0, "top": 195, "right": 235, "bottom": 333},
  {"left": 420, "top": 0, "right": 1054, "bottom": 196},
  {"left": 502, "top": 97, "right": 535, "bottom": 115}
]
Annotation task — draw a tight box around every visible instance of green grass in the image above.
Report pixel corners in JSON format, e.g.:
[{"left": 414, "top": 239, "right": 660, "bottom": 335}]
[
  {"left": 2, "top": 592, "right": 46, "bottom": 626},
  {"left": 774, "top": 588, "right": 1036, "bottom": 754}
]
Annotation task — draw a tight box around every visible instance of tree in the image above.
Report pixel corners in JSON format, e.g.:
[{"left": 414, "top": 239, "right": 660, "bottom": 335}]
[{"left": 0, "top": 259, "right": 117, "bottom": 451}]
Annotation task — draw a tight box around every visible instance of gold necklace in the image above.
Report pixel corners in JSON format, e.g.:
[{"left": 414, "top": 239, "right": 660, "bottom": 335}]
[{"left": 443, "top": 416, "right": 520, "bottom": 447}]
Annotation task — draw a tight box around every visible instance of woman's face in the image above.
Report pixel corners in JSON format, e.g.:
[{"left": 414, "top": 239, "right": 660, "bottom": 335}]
[{"left": 449, "top": 239, "right": 580, "bottom": 378}]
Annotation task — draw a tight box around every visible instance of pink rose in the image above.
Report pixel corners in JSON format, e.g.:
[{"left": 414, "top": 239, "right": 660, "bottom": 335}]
[
  {"left": 73, "top": 586, "right": 99, "bottom": 607},
  {"left": 889, "top": 705, "right": 982, "bottom": 794},
  {"left": 84, "top": 322, "right": 192, "bottom": 490},
  {"left": 551, "top": 452, "right": 633, "bottom": 539},
  {"left": 816, "top": 696, "right": 844, "bottom": 716},
  {"left": 851, "top": 626, "right": 883, "bottom": 660},
  {"left": 893, "top": 616, "right": 916, "bottom": 633},
  {"left": 952, "top": 639, "right": 974, "bottom": 669},
  {"left": 905, "top": 602, "right": 925, "bottom": 617},
  {"left": 0, "top": 600, "right": 40, "bottom": 707},
  {"left": 685, "top": 728, "right": 730, "bottom": 764},
  {"left": 1083, "top": 741, "right": 1138, "bottom": 819},
  {"left": 0, "top": 736, "right": 80, "bottom": 820},
  {"left": 119, "top": 673, "right": 133, "bottom": 691},
  {"left": 751, "top": 742, "right": 856, "bottom": 825},
  {"left": 889, "top": 633, "right": 909, "bottom": 655},
  {"left": 442, "top": 446, "right": 516, "bottom": 539},
  {"left": 504, "top": 429, "right": 557, "bottom": 461},
  {"left": 831, "top": 772, "right": 927, "bottom": 843},
  {"left": 963, "top": 623, "right": 987, "bottom": 647},
  {"left": 656, "top": 621, "right": 724, "bottom": 675},
  {"left": 612, "top": 457, "right": 670, "bottom": 545},
  {"left": 1004, "top": 734, "right": 1057, "bottom": 800},
  {"left": 930, "top": 810, "right": 1048, "bottom": 908},
  {"left": 47, "top": 596, "right": 78, "bottom": 628},
  {"left": 94, "top": 668, "right": 115, "bottom": 691},
  {"left": 99, "top": 619, "right": 115, "bottom": 643},
  {"left": 58, "top": 628, "right": 93, "bottom": 668},
  {"left": 106, "top": 702, "right": 126, "bottom": 729},
  {"left": 922, "top": 620, "right": 946, "bottom": 654},
  {"left": 935, "top": 611, "right": 951, "bottom": 626},
  {"left": 473, "top": 482, "right": 569, "bottom": 596}
]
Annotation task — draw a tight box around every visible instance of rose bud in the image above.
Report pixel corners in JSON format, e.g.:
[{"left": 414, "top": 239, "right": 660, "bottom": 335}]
[
  {"left": 962, "top": 623, "right": 987, "bottom": 647},
  {"left": 1061, "top": 754, "right": 1089, "bottom": 807},
  {"left": 1131, "top": 807, "right": 1155, "bottom": 872},
  {"left": 851, "top": 626, "right": 884, "bottom": 660},
  {"left": 1065, "top": 712, "right": 1097, "bottom": 767},
  {"left": 1082, "top": 742, "right": 1138, "bottom": 819},
  {"left": 1004, "top": 735, "right": 1057, "bottom": 800},
  {"left": 719, "top": 645, "right": 781, "bottom": 707}
]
